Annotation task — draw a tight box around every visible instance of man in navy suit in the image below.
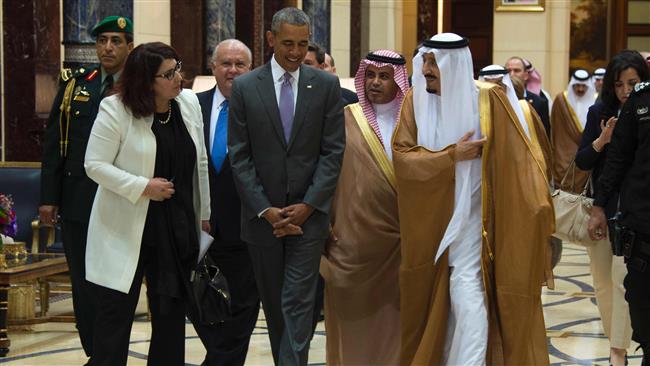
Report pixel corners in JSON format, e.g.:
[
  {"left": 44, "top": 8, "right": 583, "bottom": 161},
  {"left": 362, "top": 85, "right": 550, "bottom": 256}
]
[
  {"left": 228, "top": 7, "right": 345, "bottom": 365},
  {"left": 195, "top": 39, "right": 259, "bottom": 366}
]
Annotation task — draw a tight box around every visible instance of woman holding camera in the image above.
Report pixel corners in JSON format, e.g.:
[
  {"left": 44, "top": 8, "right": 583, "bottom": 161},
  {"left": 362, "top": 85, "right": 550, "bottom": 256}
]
[
  {"left": 576, "top": 50, "right": 649, "bottom": 366},
  {"left": 84, "top": 42, "right": 210, "bottom": 366}
]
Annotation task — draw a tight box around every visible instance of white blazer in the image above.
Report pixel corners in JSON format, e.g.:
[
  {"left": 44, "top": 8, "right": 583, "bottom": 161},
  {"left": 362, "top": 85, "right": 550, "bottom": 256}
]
[{"left": 84, "top": 89, "right": 210, "bottom": 294}]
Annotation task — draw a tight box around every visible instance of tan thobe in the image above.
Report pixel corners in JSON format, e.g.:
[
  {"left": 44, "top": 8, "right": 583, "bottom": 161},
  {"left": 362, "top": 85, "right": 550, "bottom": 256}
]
[
  {"left": 321, "top": 103, "right": 401, "bottom": 366},
  {"left": 550, "top": 91, "right": 590, "bottom": 192},
  {"left": 394, "top": 83, "right": 555, "bottom": 366}
]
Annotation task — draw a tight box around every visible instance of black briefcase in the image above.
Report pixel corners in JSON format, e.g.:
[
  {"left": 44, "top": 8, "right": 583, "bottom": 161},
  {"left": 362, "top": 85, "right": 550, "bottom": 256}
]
[{"left": 190, "top": 254, "right": 232, "bottom": 325}]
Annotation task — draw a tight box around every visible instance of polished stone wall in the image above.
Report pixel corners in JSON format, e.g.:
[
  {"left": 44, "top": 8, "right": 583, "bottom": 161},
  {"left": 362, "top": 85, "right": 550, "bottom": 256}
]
[
  {"left": 303, "top": 0, "right": 330, "bottom": 52},
  {"left": 63, "top": 0, "right": 133, "bottom": 44},
  {"left": 171, "top": 0, "right": 205, "bottom": 79},
  {"left": 205, "top": 0, "right": 236, "bottom": 65},
  {"left": 63, "top": 0, "right": 133, "bottom": 66},
  {"left": 3, "top": 0, "right": 60, "bottom": 162},
  {"left": 1, "top": 0, "right": 134, "bottom": 162}
]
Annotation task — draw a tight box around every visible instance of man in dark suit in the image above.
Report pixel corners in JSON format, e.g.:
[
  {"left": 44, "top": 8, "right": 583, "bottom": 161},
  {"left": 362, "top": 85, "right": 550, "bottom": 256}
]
[
  {"left": 305, "top": 44, "right": 358, "bottom": 107},
  {"left": 39, "top": 16, "right": 133, "bottom": 365},
  {"left": 303, "top": 42, "right": 325, "bottom": 68},
  {"left": 506, "top": 56, "right": 551, "bottom": 137},
  {"left": 195, "top": 39, "right": 260, "bottom": 366},
  {"left": 323, "top": 52, "right": 359, "bottom": 106},
  {"left": 228, "top": 7, "right": 345, "bottom": 365}
]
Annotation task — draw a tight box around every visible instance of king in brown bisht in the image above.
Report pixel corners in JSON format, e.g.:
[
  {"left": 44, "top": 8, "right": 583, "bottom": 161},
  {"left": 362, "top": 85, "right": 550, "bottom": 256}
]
[
  {"left": 320, "top": 50, "right": 409, "bottom": 365},
  {"left": 393, "top": 33, "right": 555, "bottom": 365}
]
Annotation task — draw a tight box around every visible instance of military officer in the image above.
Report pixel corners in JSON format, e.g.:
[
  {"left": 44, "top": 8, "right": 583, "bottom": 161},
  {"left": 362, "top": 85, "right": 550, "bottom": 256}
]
[{"left": 39, "top": 15, "right": 134, "bottom": 364}]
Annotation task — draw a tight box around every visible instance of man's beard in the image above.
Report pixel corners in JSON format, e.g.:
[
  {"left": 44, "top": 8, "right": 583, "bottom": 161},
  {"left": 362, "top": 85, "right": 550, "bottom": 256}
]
[{"left": 424, "top": 75, "right": 438, "bottom": 94}]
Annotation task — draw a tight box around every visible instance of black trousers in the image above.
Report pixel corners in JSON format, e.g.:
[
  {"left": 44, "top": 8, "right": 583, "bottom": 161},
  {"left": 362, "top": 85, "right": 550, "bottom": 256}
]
[
  {"left": 61, "top": 220, "right": 95, "bottom": 357},
  {"left": 88, "top": 245, "right": 188, "bottom": 366},
  {"left": 192, "top": 240, "right": 260, "bottom": 366},
  {"left": 311, "top": 275, "right": 324, "bottom": 337},
  {"left": 247, "top": 237, "right": 325, "bottom": 366},
  {"left": 625, "top": 254, "right": 650, "bottom": 363}
]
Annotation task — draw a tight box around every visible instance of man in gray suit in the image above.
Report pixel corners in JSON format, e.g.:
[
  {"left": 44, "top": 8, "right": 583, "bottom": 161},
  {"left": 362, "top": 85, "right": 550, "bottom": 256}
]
[{"left": 228, "top": 7, "right": 345, "bottom": 365}]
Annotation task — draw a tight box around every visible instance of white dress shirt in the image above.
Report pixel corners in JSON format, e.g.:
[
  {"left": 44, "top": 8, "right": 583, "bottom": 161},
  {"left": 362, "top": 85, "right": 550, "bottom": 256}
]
[
  {"left": 374, "top": 98, "right": 401, "bottom": 161},
  {"left": 209, "top": 86, "right": 227, "bottom": 152}
]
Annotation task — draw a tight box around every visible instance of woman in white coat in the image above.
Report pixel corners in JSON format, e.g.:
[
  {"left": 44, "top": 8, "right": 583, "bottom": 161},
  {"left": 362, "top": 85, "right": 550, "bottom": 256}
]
[{"left": 84, "top": 42, "right": 210, "bottom": 366}]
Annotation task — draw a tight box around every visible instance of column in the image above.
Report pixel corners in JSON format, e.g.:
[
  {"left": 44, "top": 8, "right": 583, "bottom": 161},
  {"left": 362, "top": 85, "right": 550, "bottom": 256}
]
[
  {"left": 171, "top": 0, "right": 204, "bottom": 79},
  {"left": 330, "top": 0, "right": 351, "bottom": 77},
  {"left": 2, "top": 0, "right": 60, "bottom": 162},
  {"left": 493, "top": 1, "right": 570, "bottom": 96}
]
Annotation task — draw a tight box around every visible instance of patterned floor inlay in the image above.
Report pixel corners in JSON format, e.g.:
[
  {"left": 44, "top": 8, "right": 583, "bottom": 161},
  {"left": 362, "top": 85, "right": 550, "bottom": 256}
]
[{"left": 1, "top": 243, "right": 643, "bottom": 365}]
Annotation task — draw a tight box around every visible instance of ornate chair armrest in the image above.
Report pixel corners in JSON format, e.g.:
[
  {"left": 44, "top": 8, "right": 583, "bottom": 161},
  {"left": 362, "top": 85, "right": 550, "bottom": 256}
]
[{"left": 31, "top": 219, "right": 55, "bottom": 254}]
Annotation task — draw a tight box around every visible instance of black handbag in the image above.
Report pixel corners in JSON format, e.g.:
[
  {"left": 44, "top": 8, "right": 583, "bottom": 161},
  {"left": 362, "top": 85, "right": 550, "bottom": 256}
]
[{"left": 190, "top": 254, "right": 232, "bottom": 325}]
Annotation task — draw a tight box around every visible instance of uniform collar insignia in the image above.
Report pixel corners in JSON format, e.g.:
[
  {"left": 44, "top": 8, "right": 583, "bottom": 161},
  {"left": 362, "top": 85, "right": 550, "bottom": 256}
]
[{"left": 85, "top": 69, "right": 98, "bottom": 81}]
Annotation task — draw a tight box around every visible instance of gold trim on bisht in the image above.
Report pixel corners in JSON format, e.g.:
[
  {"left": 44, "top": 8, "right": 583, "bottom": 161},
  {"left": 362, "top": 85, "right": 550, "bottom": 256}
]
[{"left": 348, "top": 103, "right": 397, "bottom": 191}]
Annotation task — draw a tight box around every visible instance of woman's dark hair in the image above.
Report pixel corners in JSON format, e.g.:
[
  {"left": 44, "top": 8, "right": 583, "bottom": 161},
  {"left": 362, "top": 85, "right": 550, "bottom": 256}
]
[
  {"left": 601, "top": 50, "right": 649, "bottom": 109},
  {"left": 117, "top": 42, "right": 180, "bottom": 118}
]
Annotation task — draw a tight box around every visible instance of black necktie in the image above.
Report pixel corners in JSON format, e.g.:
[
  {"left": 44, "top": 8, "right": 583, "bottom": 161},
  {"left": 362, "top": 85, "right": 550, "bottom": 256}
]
[{"left": 102, "top": 74, "right": 114, "bottom": 98}]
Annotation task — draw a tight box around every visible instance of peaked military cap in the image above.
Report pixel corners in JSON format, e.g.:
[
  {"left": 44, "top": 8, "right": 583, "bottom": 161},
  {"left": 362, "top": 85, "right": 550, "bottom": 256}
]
[{"left": 90, "top": 15, "right": 133, "bottom": 38}]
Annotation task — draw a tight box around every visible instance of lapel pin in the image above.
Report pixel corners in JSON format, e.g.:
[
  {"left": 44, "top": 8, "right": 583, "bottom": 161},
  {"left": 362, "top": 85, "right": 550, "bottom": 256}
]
[{"left": 307, "top": 85, "right": 313, "bottom": 88}]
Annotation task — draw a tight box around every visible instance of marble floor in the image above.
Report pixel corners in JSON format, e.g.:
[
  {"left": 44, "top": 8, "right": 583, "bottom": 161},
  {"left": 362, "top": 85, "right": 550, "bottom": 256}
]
[{"left": 0, "top": 243, "right": 644, "bottom": 365}]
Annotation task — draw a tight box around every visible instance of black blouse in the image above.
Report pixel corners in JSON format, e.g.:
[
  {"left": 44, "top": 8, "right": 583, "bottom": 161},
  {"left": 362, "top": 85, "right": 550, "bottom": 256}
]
[{"left": 141, "top": 99, "right": 198, "bottom": 308}]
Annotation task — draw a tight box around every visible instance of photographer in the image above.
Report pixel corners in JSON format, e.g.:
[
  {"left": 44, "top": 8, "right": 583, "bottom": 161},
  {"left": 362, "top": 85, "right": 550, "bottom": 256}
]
[{"left": 589, "top": 58, "right": 650, "bottom": 364}]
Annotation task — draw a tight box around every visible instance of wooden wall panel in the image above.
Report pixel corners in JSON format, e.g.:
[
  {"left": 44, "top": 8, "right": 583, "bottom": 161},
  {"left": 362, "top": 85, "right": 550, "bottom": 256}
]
[
  {"left": 3, "top": 0, "right": 60, "bottom": 162},
  {"left": 171, "top": 0, "right": 205, "bottom": 80}
]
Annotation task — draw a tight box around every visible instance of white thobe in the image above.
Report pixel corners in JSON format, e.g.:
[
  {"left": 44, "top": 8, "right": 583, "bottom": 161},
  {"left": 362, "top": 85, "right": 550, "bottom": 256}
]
[
  {"left": 442, "top": 153, "right": 488, "bottom": 366},
  {"left": 373, "top": 98, "right": 401, "bottom": 161}
]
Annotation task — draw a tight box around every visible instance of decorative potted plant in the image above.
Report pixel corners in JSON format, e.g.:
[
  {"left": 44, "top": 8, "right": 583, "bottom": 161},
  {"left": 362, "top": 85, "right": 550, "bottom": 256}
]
[{"left": 0, "top": 194, "right": 17, "bottom": 255}]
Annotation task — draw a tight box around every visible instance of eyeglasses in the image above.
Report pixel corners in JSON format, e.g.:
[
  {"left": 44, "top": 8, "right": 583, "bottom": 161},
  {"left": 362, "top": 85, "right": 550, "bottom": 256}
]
[{"left": 155, "top": 61, "right": 182, "bottom": 81}]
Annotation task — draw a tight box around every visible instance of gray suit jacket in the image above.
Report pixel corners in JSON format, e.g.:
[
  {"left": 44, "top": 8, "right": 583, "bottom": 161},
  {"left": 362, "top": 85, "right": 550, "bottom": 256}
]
[{"left": 228, "top": 63, "right": 345, "bottom": 245}]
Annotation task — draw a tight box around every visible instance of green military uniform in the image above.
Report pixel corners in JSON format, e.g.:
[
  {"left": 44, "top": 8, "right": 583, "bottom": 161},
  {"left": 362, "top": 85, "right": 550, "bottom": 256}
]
[
  {"left": 40, "top": 65, "right": 104, "bottom": 358},
  {"left": 41, "top": 66, "right": 104, "bottom": 221},
  {"left": 39, "top": 15, "right": 133, "bottom": 361}
]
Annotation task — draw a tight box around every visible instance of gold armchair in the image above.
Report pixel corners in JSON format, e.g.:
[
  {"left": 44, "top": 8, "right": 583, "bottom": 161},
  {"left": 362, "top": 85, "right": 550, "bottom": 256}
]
[{"left": 31, "top": 220, "right": 74, "bottom": 320}]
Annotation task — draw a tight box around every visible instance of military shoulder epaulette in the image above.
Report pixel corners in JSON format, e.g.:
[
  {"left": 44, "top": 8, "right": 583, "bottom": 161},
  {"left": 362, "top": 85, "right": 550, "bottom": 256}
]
[
  {"left": 59, "top": 67, "right": 92, "bottom": 83},
  {"left": 59, "top": 68, "right": 73, "bottom": 83},
  {"left": 633, "top": 81, "right": 650, "bottom": 94}
]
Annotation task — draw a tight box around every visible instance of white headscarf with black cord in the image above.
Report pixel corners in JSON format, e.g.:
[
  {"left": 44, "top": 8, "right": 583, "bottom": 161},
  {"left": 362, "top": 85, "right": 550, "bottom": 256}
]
[
  {"left": 567, "top": 69, "right": 596, "bottom": 127},
  {"left": 412, "top": 33, "right": 482, "bottom": 263},
  {"left": 479, "top": 65, "right": 529, "bottom": 137}
]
